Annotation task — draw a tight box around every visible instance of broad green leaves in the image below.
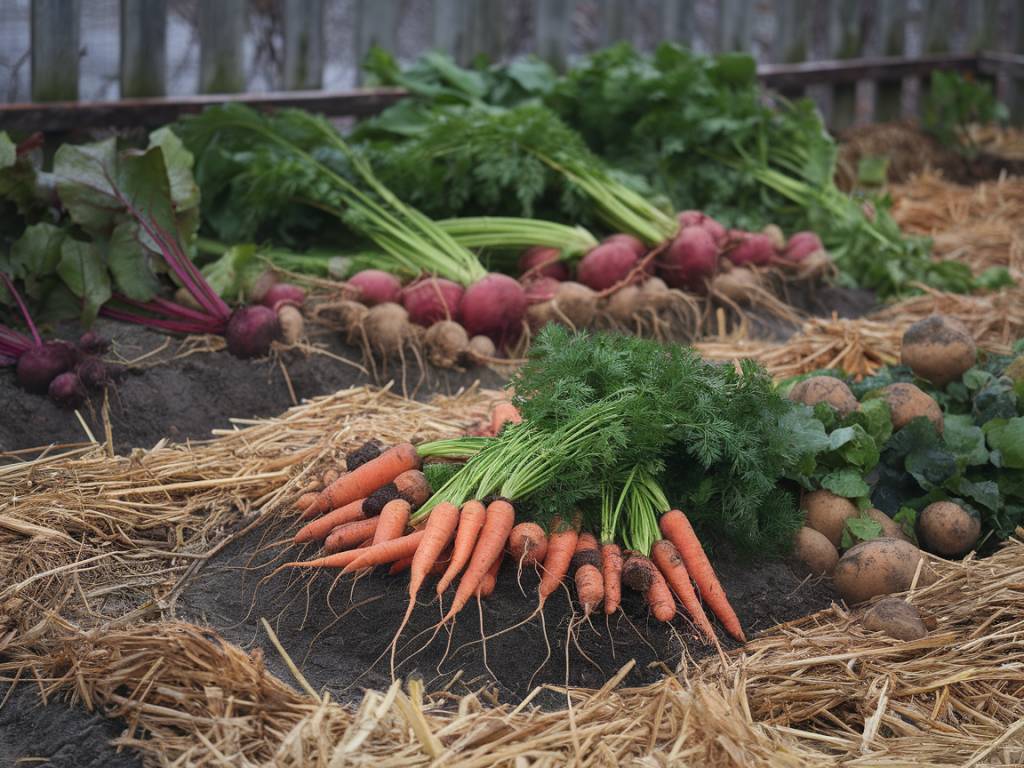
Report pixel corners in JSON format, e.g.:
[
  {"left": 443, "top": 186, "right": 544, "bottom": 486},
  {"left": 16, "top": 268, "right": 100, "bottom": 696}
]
[{"left": 56, "top": 239, "right": 111, "bottom": 326}]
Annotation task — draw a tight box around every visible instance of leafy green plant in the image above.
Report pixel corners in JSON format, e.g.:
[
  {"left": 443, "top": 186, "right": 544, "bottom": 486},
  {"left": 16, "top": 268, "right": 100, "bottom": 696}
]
[{"left": 924, "top": 71, "right": 1008, "bottom": 158}]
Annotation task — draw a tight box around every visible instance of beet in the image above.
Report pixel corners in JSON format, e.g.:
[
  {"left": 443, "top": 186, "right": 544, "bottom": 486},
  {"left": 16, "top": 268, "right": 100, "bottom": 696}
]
[
  {"left": 402, "top": 277, "right": 464, "bottom": 326},
  {"left": 518, "top": 246, "right": 570, "bottom": 281},
  {"left": 523, "top": 276, "right": 561, "bottom": 304},
  {"left": 16, "top": 341, "right": 76, "bottom": 394},
  {"left": 77, "top": 331, "right": 110, "bottom": 355},
  {"left": 75, "top": 357, "right": 110, "bottom": 389},
  {"left": 348, "top": 269, "right": 402, "bottom": 306},
  {"left": 784, "top": 231, "right": 826, "bottom": 262},
  {"left": 577, "top": 242, "right": 639, "bottom": 291},
  {"left": 677, "top": 210, "right": 727, "bottom": 244},
  {"left": 225, "top": 305, "right": 281, "bottom": 359},
  {"left": 657, "top": 226, "right": 718, "bottom": 290},
  {"left": 602, "top": 233, "right": 647, "bottom": 258},
  {"left": 459, "top": 274, "right": 527, "bottom": 344},
  {"left": 48, "top": 371, "right": 86, "bottom": 409},
  {"left": 727, "top": 232, "right": 775, "bottom": 267},
  {"left": 261, "top": 282, "right": 306, "bottom": 309}
]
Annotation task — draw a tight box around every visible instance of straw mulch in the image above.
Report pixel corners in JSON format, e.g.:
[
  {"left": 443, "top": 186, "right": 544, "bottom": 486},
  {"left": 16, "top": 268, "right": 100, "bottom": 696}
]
[{"left": 891, "top": 171, "right": 1024, "bottom": 281}]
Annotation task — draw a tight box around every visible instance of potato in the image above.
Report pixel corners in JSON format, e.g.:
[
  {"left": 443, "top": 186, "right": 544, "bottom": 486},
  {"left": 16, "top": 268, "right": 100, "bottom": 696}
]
[
  {"left": 788, "top": 376, "right": 859, "bottom": 417},
  {"left": 917, "top": 501, "right": 981, "bottom": 557},
  {"left": 864, "top": 508, "right": 911, "bottom": 542},
  {"left": 862, "top": 597, "right": 928, "bottom": 640},
  {"left": 832, "top": 538, "right": 932, "bottom": 604},
  {"left": 879, "top": 382, "right": 943, "bottom": 434},
  {"left": 791, "top": 526, "right": 839, "bottom": 576},
  {"left": 802, "top": 490, "right": 859, "bottom": 548},
  {"left": 900, "top": 314, "right": 976, "bottom": 387}
]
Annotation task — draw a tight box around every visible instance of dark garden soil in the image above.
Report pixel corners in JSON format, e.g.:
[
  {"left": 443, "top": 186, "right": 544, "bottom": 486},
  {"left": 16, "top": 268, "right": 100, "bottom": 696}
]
[{"left": 176, "top": 516, "right": 835, "bottom": 708}]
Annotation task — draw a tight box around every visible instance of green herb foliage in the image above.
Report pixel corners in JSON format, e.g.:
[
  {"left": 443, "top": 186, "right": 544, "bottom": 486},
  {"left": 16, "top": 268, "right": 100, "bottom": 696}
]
[{"left": 924, "top": 71, "right": 1008, "bottom": 158}]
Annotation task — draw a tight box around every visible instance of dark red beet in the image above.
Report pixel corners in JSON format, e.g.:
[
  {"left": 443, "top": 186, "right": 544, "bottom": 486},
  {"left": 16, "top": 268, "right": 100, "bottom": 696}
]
[
  {"left": 577, "top": 242, "right": 640, "bottom": 291},
  {"left": 75, "top": 357, "right": 110, "bottom": 390},
  {"left": 402, "top": 277, "right": 464, "bottom": 326},
  {"left": 77, "top": 331, "right": 110, "bottom": 355},
  {"left": 518, "top": 247, "right": 570, "bottom": 281},
  {"left": 522, "top": 276, "right": 561, "bottom": 304},
  {"left": 16, "top": 341, "right": 76, "bottom": 394},
  {"left": 225, "top": 305, "right": 281, "bottom": 359},
  {"left": 348, "top": 270, "right": 402, "bottom": 306},
  {"left": 48, "top": 371, "right": 86, "bottom": 409},
  {"left": 459, "top": 274, "right": 527, "bottom": 344},
  {"left": 658, "top": 226, "right": 718, "bottom": 290},
  {"left": 677, "top": 210, "right": 727, "bottom": 244},
  {"left": 602, "top": 234, "right": 647, "bottom": 258},
  {"left": 261, "top": 282, "right": 306, "bottom": 308}
]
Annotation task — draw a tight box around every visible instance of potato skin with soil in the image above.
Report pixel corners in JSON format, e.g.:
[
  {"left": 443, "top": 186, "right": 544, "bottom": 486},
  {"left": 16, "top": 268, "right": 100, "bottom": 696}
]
[
  {"left": 879, "top": 382, "right": 944, "bottom": 433},
  {"left": 917, "top": 501, "right": 981, "bottom": 557},
  {"left": 862, "top": 597, "right": 928, "bottom": 640},
  {"left": 833, "top": 538, "right": 930, "bottom": 604},
  {"left": 791, "top": 526, "right": 839, "bottom": 575},
  {"left": 788, "top": 376, "right": 859, "bottom": 417},
  {"left": 900, "top": 314, "right": 976, "bottom": 387},
  {"left": 802, "top": 490, "right": 859, "bottom": 547}
]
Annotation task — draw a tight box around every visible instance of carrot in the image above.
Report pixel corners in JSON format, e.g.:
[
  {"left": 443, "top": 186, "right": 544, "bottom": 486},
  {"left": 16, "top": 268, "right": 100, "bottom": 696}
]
[
  {"left": 508, "top": 522, "right": 547, "bottom": 565},
  {"left": 308, "top": 442, "right": 421, "bottom": 516},
  {"left": 282, "top": 546, "right": 368, "bottom": 569},
  {"left": 573, "top": 532, "right": 604, "bottom": 615},
  {"left": 392, "top": 469, "right": 432, "bottom": 507},
  {"left": 660, "top": 509, "right": 745, "bottom": 642},
  {"left": 435, "top": 500, "right": 487, "bottom": 596},
  {"left": 294, "top": 498, "right": 368, "bottom": 543},
  {"left": 601, "top": 542, "right": 623, "bottom": 615},
  {"left": 323, "top": 517, "right": 379, "bottom": 554},
  {"left": 389, "top": 556, "right": 413, "bottom": 576},
  {"left": 408, "top": 502, "right": 460, "bottom": 600},
  {"left": 477, "top": 548, "right": 505, "bottom": 598},
  {"left": 443, "top": 499, "right": 515, "bottom": 621},
  {"left": 652, "top": 539, "right": 716, "bottom": 642},
  {"left": 369, "top": 499, "right": 412, "bottom": 546},
  {"left": 538, "top": 516, "right": 579, "bottom": 606},
  {"left": 490, "top": 401, "right": 522, "bottom": 435},
  {"left": 344, "top": 530, "right": 426, "bottom": 571},
  {"left": 295, "top": 492, "right": 319, "bottom": 515},
  {"left": 646, "top": 567, "right": 676, "bottom": 622}
]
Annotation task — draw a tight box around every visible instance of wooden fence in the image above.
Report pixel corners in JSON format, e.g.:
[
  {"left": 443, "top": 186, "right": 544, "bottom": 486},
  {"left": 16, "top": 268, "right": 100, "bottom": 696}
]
[{"left": 4, "top": 0, "right": 1023, "bottom": 133}]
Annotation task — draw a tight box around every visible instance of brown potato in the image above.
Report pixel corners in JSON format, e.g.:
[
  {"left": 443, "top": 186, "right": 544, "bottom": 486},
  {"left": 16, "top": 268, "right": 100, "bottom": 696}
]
[
  {"left": 864, "top": 508, "right": 911, "bottom": 542},
  {"left": 832, "top": 537, "right": 932, "bottom": 604},
  {"left": 862, "top": 597, "right": 928, "bottom": 640},
  {"left": 788, "top": 376, "right": 859, "bottom": 417},
  {"left": 802, "top": 490, "right": 859, "bottom": 548},
  {"left": 917, "top": 501, "right": 981, "bottom": 557},
  {"left": 879, "top": 382, "right": 943, "bottom": 433},
  {"left": 791, "top": 526, "right": 839, "bottom": 576},
  {"left": 900, "top": 314, "right": 976, "bottom": 386}
]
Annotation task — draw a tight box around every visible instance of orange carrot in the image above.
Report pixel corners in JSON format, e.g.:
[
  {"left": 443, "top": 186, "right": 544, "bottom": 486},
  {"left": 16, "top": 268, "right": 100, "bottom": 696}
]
[
  {"left": 370, "top": 499, "right": 412, "bottom": 546},
  {"left": 436, "top": 500, "right": 487, "bottom": 596},
  {"left": 490, "top": 401, "right": 522, "bottom": 435},
  {"left": 538, "top": 516, "right": 579, "bottom": 606},
  {"left": 308, "top": 442, "right": 421, "bottom": 516},
  {"left": 508, "top": 522, "right": 547, "bottom": 565},
  {"left": 660, "top": 510, "right": 745, "bottom": 642},
  {"left": 652, "top": 539, "right": 716, "bottom": 642},
  {"left": 601, "top": 542, "right": 623, "bottom": 615},
  {"left": 323, "top": 517, "right": 379, "bottom": 554},
  {"left": 408, "top": 502, "right": 460, "bottom": 600},
  {"left": 295, "top": 498, "right": 368, "bottom": 543},
  {"left": 573, "top": 532, "right": 604, "bottom": 616},
  {"left": 477, "top": 548, "right": 505, "bottom": 598},
  {"left": 444, "top": 499, "right": 515, "bottom": 620},
  {"left": 646, "top": 568, "right": 676, "bottom": 622},
  {"left": 344, "top": 530, "right": 426, "bottom": 571},
  {"left": 295, "top": 492, "right": 319, "bottom": 515},
  {"left": 282, "top": 546, "right": 368, "bottom": 569},
  {"left": 389, "top": 555, "right": 413, "bottom": 576},
  {"left": 392, "top": 469, "right": 432, "bottom": 507}
]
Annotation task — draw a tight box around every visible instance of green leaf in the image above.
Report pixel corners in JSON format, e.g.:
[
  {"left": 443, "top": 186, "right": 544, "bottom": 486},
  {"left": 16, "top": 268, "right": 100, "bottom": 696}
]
[
  {"left": 893, "top": 506, "right": 918, "bottom": 542},
  {"left": 200, "top": 243, "right": 261, "bottom": 300},
  {"left": 956, "top": 478, "right": 1000, "bottom": 512},
  {"left": 849, "top": 397, "right": 893, "bottom": 446},
  {"left": 148, "top": 127, "right": 200, "bottom": 213},
  {"left": 54, "top": 138, "right": 121, "bottom": 234},
  {"left": 107, "top": 220, "right": 161, "bottom": 301},
  {"left": 820, "top": 468, "right": 870, "bottom": 499},
  {"left": 9, "top": 222, "right": 66, "bottom": 280},
  {"left": 943, "top": 413, "right": 989, "bottom": 467},
  {"left": 709, "top": 53, "right": 756, "bottom": 86},
  {"left": 985, "top": 417, "right": 1024, "bottom": 469},
  {"left": 57, "top": 239, "right": 111, "bottom": 326},
  {"left": 0, "top": 132, "right": 14, "bottom": 169},
  {"left": 905, "top": 444, "right": 959, "bottom": 491}
]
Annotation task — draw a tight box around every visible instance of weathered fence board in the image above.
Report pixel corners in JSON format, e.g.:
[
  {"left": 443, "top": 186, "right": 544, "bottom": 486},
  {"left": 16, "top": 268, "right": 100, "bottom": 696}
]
[
  {"left": 284, "top": 0, "right": 325, "bottom": 90},
  {"left": 535, "top": 0, "right": 572, "bottom": 70},
  {"left": 31, "top": 0, "right": 81, "bottom": 102},
  {"left": 355, "top": 0, "right": 398, "bottom": 83},
  {"left": 120, "top": 0, "right": 166, "bottom": 98},
  {"left": 198, "top": 0, "right": 247, "bottom": 94}
]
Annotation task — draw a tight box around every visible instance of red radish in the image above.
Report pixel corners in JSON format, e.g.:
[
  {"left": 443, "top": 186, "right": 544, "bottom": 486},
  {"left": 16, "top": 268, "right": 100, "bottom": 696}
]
[
  {"left": 48, "top": 371, "right": 86, "bottom": 409},
  {"left": 658, "top": 226, "right": 717, "bottom": 290},
  {"left": 519, "top": 247, "right": 569, "bottom": 281},
  {"left": 677, "top": 210, "right": 727, "bottom": 244},
  {"left": 577, "top": 242, "right": 639, "bottom": 291},
  {"left": 248, "top": 271, "right": 278, "bottom": 304},
  {"left": 261, "top": 282, "right": 305, "bottom": 309},
  {"left": 402, "top": 277, "right": 463, "bottom": 326},
  {"left": 460, "top": 274, "right": 527, "bottom": 344},
  {"left": 727, "top": 232, "right": 775, "bottom": 267},
  {"left": 523, "top": 276, "right": 561, "bottom": 304},
  {"left": 784, "top": 231, "right": 825, "bottom": 263},
  {"left": 602, "top": 233, "right": 646, "bottom": 258},
  {"left": 225, "top": 305, "right": 281, "bottom": 359},
  {"left": 349, "top": 270, "right": 402, "bottom": 306}
]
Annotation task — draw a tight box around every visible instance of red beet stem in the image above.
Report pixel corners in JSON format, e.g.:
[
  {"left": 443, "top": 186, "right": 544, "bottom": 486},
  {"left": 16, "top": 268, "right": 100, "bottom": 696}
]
[{"left": 0, "top": 273, "right": 42, "bottom": 346}]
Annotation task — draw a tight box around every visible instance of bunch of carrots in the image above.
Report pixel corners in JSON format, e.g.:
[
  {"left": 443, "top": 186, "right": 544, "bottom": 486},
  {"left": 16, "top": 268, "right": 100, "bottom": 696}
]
[{"left": 285, "top": 401, "right": 744, "bottom": 644}]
